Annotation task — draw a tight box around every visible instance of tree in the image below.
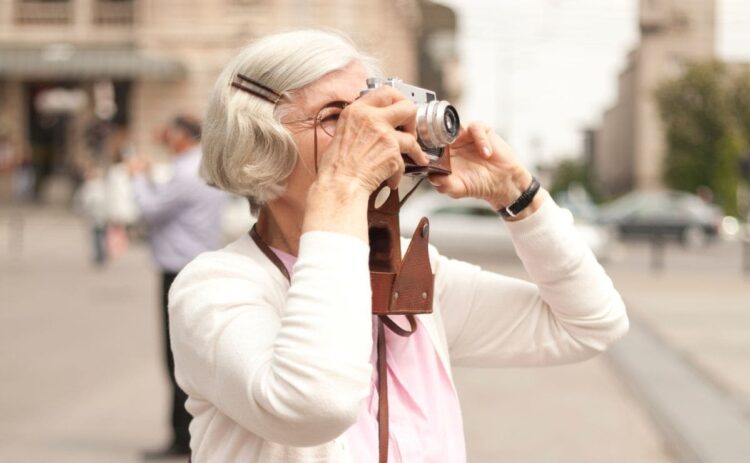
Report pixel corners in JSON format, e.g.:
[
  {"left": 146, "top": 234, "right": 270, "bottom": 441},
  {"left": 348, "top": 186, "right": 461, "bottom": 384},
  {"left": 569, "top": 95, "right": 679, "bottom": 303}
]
[
  {"left": 548, "top": 157, "right": 589, "bottom": 198},
  {"left": 730, "top": 70, "right": 750, "bottom": 219},
  {"left": 731, "top": 70, "right": 750, "bottom": 147},
  {"left": 655, "top": 61, "right": 744, "bottom": 216}
]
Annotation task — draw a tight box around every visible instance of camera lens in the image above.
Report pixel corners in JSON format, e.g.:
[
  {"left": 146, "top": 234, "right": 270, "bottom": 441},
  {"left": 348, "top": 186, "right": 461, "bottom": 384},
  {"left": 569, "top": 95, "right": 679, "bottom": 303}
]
[
  {"left": 443, "top": 106, "right": 459, "bottom": 138},
  {"left": 416, "top": 100, "right": 461, "bottom": 150}
]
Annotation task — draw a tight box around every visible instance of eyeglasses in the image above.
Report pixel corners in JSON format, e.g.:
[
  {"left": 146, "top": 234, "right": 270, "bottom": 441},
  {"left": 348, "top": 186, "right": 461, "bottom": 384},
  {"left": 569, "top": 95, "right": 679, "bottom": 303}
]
[{"left": 283, "top": 100, "right": 350, "bottom": 137}]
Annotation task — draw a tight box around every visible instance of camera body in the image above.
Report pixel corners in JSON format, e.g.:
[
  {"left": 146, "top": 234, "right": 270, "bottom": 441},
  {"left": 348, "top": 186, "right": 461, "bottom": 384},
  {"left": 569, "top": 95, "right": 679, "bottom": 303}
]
[{"left": 361, "top": 77, "right": 460, "bottom": 176}]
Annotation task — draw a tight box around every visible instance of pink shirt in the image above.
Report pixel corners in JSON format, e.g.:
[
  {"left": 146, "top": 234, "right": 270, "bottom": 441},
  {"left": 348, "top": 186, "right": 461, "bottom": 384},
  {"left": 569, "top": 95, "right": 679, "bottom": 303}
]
[{"left": 271, "top": 246, "right": 466, "bottom": 462}]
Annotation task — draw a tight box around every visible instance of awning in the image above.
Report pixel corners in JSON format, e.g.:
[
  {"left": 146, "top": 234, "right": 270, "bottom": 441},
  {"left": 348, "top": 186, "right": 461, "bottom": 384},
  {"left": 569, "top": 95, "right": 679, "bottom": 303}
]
[{"left": 0, "top": 45, "right": 186, "bottom": 80}]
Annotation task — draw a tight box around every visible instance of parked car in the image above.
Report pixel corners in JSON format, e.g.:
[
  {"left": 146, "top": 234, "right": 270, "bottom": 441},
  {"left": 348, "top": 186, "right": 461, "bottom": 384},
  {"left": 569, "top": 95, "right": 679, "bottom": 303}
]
[
  {"left": 553, "top": 185, "right": 600, "bottom": 223},
  {"left": 597, "top": 190, "right": 723, "bottom": 247},
  {"left": 399, "top": 191, "right": 616, "bottom": 261}
]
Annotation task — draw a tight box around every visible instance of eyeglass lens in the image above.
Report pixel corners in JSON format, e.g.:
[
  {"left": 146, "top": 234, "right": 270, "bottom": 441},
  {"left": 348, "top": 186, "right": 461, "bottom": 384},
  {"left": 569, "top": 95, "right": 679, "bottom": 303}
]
[{"left": 315, "top": 100, "right": 349, "bottom": 137}]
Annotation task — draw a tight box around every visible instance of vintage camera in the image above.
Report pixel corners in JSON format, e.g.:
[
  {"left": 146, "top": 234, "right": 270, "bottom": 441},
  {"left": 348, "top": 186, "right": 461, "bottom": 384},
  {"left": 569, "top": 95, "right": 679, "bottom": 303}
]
[
  {"left": 361, "top": 77, "right": 460, "bottom": 176},
  {"left": 361, "top": 78, "right": 458, "bottom": 316}
]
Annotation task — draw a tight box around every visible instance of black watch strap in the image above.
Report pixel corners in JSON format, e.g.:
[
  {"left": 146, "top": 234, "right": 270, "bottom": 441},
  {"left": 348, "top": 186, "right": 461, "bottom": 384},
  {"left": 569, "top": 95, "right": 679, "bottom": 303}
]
[{"left": 498, "top": 176, "right": 541, "bottom": 218}]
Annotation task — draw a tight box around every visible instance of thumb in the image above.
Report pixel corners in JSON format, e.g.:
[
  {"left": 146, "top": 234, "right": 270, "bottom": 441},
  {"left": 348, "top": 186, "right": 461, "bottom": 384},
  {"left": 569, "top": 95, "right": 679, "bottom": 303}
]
[{"left": 428, "top": 173, "right": 464, "bottom": 198}]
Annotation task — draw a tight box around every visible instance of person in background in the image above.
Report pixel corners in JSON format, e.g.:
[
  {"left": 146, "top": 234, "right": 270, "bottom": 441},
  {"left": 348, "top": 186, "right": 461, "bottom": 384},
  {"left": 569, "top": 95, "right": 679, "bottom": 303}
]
[
  {"left": 128, "top": 115, "right": 226, "bottom": 459},
  {"left": 76, "top": 163, "right": 108, "bottom": 266},
  {"left": 12, "top": 148, "right": 36, "bottom": 203},
  {"left": 105, "top": 136, "right": 139, "bottom": 258}
]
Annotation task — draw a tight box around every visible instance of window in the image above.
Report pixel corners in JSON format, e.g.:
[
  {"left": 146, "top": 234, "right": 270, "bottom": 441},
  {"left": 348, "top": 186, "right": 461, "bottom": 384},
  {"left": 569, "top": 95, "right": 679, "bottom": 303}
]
[
  {"left": 93, "top": 0, "right": 134, "bottom": 26},
  {"left": 14, "top": 0, "right": 72, "bottom": 25}
]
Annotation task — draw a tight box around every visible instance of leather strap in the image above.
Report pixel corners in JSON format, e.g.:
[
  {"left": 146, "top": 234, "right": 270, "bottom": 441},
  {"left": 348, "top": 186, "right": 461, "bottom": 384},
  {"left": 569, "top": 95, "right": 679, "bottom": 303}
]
[
  {"left": 377, "top": 318, "right": 389, "bottom": 463},
  {"left": 249, "top": 225, "right": 291, "bottom": 282},
  {"left": 381, "top": 314, "right": 417, "bottom": 337}
]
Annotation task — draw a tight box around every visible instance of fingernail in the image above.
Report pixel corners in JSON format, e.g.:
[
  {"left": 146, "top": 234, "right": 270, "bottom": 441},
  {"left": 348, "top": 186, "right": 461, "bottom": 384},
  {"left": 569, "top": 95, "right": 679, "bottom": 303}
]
[
  {"left": 428, "top": 178, "right": 439, "bottom": 187},
  {"left": 482, "top": 146, "right": 492, "bottom": 158}
]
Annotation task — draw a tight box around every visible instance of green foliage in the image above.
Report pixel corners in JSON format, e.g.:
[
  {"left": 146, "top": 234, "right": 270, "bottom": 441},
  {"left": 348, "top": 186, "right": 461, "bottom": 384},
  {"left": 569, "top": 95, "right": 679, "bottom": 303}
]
[
  {"left": 549, "top": 158, "right": 594, "bottom": 199},
  {"left": 731, "top": 70, "right": 750, "bottom": 145},
  {"left": 655, "top": 61, "right": 747, "bottom": 216}
]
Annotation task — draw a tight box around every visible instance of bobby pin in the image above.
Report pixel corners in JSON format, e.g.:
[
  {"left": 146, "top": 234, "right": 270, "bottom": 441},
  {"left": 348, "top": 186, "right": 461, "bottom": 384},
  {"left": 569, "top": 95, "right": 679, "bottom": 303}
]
[{"left": 231, "top": 73, "right": 282, "bottom": 105}]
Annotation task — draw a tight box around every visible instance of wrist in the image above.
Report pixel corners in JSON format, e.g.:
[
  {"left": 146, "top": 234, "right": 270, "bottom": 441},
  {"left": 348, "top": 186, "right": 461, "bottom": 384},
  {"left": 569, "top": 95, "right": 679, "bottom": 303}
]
[
  {"left": 309, "top": 176, "right": 370, "bottom": 206},
  {"left": 303, "top": 178, "right": 370, "bottom": 241},
  {"left": 502, "top": 188, "right": 547, "bottom": 222},
  {"left": 489, "top": 168, "right": 545, "bottom": 222},
  {"left": 487, "top": 167, "right": 533, "bottom": 210}
]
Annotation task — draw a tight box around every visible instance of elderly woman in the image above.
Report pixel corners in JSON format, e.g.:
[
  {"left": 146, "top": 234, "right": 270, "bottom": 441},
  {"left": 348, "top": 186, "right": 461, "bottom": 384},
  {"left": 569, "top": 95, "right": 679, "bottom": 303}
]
[{"left": 169, "top": 30, "right": 629, "bottom": 462}]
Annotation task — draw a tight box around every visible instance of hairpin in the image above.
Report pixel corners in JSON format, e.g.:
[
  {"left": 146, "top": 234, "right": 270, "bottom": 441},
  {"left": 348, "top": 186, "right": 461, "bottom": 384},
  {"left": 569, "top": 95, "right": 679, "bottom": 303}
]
[{"left": 230, "top": 73, "right": 282, "bottom": 105}]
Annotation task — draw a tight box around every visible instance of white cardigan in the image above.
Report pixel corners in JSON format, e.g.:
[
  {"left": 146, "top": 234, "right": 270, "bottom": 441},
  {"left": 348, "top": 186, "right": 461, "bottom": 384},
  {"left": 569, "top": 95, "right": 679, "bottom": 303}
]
[{"left": 168, "top": 198, "right": 629, "bottom": 462}]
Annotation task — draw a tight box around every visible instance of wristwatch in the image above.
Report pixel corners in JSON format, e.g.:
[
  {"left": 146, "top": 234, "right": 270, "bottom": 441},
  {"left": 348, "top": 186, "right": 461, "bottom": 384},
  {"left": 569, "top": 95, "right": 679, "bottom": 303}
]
[{"left": 498, "top": 176, "right": 541, "bottom": 218}]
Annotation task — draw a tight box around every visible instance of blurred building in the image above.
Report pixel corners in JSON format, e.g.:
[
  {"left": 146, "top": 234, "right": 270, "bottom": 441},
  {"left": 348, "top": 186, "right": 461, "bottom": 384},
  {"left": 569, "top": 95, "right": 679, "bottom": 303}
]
[
  {"left": 0, "top": 0, "right": 456, "bottom": 203},
  {"left": 593, "top": 0, "right": 716, "bottom": 198},
  {"left": 416, "top": 0, "right": 459, "bottom": 104}
]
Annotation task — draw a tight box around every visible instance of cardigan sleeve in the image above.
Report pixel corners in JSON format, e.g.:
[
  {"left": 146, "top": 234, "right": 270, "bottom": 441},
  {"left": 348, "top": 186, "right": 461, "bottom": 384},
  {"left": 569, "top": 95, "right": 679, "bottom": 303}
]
[
  {"left": 435, "top": 198, "right": 629, "bottom": 367},
  {"left": 168, "top": 231, "right": 373, "bottom": 447}
]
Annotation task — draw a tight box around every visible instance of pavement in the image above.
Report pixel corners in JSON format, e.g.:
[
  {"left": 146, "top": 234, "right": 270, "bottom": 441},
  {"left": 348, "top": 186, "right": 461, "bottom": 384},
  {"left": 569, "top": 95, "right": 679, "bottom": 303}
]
[
  {"left": 1, "top": 206, "right": 174, "bottom": 463},
  {"left": 1, "top": 204, "right": 748, "bottom": 462}
]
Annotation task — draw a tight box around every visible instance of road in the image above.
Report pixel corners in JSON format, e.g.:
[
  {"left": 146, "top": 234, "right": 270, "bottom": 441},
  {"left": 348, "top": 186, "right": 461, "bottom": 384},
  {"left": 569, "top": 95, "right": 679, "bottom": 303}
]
[{"left": 1, "top": 205, "right": 747, "bottom": 462}]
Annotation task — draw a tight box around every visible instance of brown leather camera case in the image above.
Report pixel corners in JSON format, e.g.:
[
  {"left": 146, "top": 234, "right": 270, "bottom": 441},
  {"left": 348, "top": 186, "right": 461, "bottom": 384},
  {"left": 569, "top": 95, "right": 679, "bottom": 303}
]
[{"left": 368, "top": 185, "right": 433, "bottom": 316}]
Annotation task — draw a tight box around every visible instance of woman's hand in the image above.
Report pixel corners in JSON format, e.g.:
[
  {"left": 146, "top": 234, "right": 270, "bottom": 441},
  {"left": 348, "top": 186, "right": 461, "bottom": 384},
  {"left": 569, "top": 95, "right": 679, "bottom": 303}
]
[
  {"left": 126, "top": 155, "right": 151, "bottom": 176},
  {"left": 315, "top": 86, "right": 430, "bottom": 195},
  {"left": 428, "top": 122, "right": 545, "bottom": 221},
  {"left": 303, "top": 87, "right": 429, "bottom": 241}
]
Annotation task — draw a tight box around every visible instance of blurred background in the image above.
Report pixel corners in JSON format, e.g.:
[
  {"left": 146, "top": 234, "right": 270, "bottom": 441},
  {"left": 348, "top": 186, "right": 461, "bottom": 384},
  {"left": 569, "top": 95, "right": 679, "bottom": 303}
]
[{"left": 1, "top": 0, "right": 749, "bottom": 462}]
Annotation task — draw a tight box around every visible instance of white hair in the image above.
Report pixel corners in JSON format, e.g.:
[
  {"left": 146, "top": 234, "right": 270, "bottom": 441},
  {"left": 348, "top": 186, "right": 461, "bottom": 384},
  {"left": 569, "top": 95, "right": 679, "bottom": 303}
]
[{"left": 201, "top": 29, "right": 382, "bottom": 214}]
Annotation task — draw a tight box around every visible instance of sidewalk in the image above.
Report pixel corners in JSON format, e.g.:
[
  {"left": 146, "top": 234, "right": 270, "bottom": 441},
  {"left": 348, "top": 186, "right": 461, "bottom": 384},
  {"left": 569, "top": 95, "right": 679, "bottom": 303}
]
[
  {"left": 1, "top": 206, "right": 175, "bottom": 462},
  {"left": 603, "top": 242, "right": 750, "bottom": 463},
  {"left": 607, "top": 242, "right": 750, "bottom": 405}
]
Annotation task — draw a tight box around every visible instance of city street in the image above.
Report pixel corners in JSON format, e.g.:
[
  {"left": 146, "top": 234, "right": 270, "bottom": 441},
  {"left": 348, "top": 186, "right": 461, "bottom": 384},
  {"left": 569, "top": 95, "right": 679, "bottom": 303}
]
[{"left": 1, "top": 204, "right": 748, "bottom": 462}]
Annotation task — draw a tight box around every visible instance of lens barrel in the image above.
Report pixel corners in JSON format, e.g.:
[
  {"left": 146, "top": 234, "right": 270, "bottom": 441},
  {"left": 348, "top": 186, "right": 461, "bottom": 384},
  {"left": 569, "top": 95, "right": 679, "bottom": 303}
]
[{"left": 416, "top": 100, "right": 460, "bottom": 149}]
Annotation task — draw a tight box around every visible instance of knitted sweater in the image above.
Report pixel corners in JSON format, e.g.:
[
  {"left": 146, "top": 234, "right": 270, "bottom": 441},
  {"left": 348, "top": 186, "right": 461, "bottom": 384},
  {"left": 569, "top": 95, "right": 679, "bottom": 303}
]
[{"left": 168, "top": 198, "right": 629, "bottom": 462}]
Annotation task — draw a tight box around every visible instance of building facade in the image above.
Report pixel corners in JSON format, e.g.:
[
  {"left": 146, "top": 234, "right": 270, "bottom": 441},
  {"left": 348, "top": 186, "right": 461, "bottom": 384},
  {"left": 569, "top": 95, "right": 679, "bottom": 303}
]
[
  {"left": 0, "top": 0, "right": 445, "bottom": 202},
  {"left": 593, "top": 0, "right": 716, "bottom": 198}
]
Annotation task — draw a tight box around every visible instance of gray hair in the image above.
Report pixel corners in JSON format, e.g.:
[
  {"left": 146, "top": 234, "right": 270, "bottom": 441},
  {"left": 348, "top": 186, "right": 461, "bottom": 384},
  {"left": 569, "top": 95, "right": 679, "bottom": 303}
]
[{"left": 200, "top": 29, "right": 382, "bottom": 214}]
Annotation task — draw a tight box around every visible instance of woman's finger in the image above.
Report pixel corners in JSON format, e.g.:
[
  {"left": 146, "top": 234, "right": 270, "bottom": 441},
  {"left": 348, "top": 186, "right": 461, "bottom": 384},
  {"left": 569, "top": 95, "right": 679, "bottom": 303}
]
[
  {"left": 468, "top": 122, "right": 493, "bottom": 159},
  {"left": 386, "top": 154, "right": 405, "bottom": 190},
  {"left": 393, "top": 131, "right": 429, "bottom": 166},
  {"left": 357, "top": 85, "right": 407, "bottom": 108},
  {"left": 487, "top": 132, "right": 515, "bottom": 162},
  {"left": 449, "top": 125, "right": 473, "bottom": 148},
  {"left": 380, "top": 99, "right": 418, "bottom": 137},
  {"left": 427, "top": 173, "right": 464, "bottom": 198}
]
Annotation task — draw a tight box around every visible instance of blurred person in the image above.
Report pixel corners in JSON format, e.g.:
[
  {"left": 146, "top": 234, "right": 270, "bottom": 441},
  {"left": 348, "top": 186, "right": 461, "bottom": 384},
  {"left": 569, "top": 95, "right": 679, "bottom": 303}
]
[
  {"left": 0, "top": 134, "right": 35, "bottom": 203},
  {"left": 12, "top": 149, "right": 36, "bottom": 202},
  {"left": 128, "top": 115, "right": 226, "bottom": 459},
  {"left": 169, "top": 30, "right": 629, "bottom": 462},
  {"left": 0, "top": 133, "right": 12, "bottom": 200},
  {"left": 76, "top": 164, "right": 108, "bottom": 266},
  {"left": 105, "top": 139, "right": 139, "bottom": 258},
  {"left": 0, "top": 131, "right": 14, "bottom": 172}
]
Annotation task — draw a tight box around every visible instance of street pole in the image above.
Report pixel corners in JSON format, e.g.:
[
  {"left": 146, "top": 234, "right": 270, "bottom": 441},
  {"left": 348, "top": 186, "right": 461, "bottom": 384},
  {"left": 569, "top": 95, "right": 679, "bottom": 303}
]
[
  {"left": 743, "top": 231, "right": 750, "bottom": 276},
  {"left": 650, "top": 232, "right": 665, "bottom": 272}
]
